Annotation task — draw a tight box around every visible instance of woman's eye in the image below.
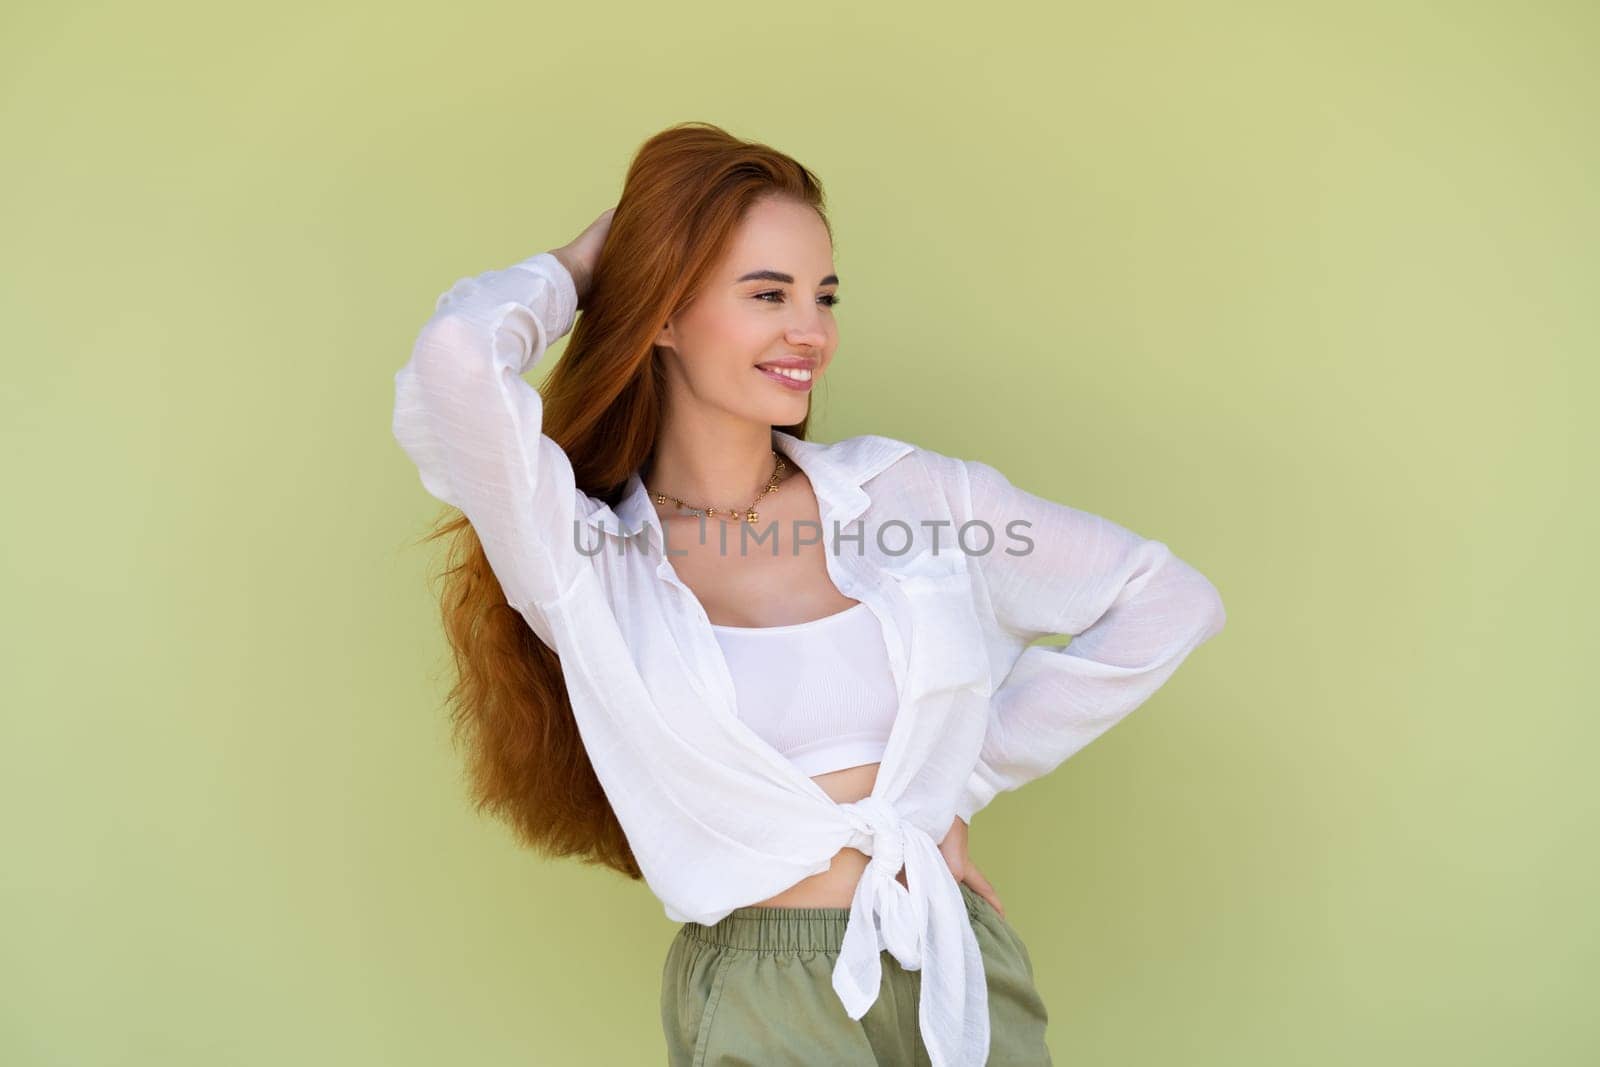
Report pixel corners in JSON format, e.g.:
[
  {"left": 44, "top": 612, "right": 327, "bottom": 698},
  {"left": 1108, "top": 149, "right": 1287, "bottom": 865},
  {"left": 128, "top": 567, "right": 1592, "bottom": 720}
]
[{"left": 756, "top": 291, "right": 841, "bottom": 307}]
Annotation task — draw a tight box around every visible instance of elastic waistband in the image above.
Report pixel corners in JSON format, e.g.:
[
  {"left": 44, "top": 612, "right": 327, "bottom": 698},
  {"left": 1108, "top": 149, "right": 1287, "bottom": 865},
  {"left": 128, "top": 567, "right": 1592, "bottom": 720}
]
[{"left": 678, "top": 880, "right": 990, "bottom": 952}]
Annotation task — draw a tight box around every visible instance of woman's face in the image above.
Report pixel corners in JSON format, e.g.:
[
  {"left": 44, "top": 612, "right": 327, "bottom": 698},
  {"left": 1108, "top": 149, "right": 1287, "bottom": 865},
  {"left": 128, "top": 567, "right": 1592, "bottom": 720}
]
[{"left": 655, "top": 196, "right": 840, "bottom": 427}]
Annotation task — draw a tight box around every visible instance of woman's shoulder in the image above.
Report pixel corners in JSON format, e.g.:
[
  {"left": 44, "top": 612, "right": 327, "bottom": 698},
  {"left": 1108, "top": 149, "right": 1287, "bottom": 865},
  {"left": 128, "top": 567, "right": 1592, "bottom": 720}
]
[
  {"left": 833, "top": 432, "right": 970, "bottom": 485},
  {"left": 821, "top": 433, "right": 980, "bottom": 520},
  {"left": 824, "top": 430, "right": 962, "bottom": 466},
  {"left": 783, "top": 431, "right": 999, "bottom": 518}
]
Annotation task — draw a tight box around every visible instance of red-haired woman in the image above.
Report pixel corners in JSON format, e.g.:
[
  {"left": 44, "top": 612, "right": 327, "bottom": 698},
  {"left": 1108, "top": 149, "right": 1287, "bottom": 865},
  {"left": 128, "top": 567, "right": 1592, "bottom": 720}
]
[{"left": 392, "top": 121, "right": 1225, "bottom": 1066}]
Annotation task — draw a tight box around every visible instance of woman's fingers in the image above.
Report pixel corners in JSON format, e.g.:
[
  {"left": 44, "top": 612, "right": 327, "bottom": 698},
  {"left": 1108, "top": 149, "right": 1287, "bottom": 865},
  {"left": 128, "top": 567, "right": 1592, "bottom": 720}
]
[
  {"left": 963, "top": 862, "right": 1005, "bottom": 920},
  {"left": 554, "top": 207, "right": 618, "bottom": 306}
]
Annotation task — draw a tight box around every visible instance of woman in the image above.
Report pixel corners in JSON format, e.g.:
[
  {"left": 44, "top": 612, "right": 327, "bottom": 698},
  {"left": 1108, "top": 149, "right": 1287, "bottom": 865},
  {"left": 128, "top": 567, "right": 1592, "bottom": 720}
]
[{"left": 392, "top": 121, "right": 1225, "bottom": 1066}]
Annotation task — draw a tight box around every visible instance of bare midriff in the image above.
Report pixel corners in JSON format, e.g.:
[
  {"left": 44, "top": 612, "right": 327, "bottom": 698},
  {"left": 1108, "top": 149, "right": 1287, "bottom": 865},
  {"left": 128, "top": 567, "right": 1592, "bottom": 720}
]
[{"left": 748, "top": 760, "right": 910, "bottom": 907}]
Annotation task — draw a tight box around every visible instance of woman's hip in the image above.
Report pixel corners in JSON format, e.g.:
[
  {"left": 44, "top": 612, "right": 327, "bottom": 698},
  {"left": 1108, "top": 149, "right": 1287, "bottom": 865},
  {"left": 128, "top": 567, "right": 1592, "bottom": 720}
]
[{"left": 660, "top": 881, "right": 1052, "bottom": 1065}]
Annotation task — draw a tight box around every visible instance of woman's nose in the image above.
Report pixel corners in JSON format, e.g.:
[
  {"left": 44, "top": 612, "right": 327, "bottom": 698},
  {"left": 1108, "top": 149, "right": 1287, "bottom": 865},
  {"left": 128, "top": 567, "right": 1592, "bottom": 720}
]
[{"left": 786, "top": 314, "right": 829, "bottom": 344}]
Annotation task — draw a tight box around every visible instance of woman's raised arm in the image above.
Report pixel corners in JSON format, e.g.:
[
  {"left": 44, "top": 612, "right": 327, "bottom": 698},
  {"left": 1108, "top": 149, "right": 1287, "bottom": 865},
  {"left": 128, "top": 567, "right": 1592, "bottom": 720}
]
[{"left": 391, "top": 250, "right": 592, "bottom": 615}]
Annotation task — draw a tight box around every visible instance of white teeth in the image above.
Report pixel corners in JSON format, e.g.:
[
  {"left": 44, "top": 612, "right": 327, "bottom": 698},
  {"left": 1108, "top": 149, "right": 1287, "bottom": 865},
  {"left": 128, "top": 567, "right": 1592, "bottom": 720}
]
[{"left": 760, "top": 365, "right": 813, "bottom": 381}]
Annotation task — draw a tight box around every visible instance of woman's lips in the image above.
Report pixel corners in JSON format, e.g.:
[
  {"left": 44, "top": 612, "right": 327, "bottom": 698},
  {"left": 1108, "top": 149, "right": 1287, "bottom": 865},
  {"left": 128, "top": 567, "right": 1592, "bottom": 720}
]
[{"left": 755, "top": 365, "right": 815, "bottom": 391}]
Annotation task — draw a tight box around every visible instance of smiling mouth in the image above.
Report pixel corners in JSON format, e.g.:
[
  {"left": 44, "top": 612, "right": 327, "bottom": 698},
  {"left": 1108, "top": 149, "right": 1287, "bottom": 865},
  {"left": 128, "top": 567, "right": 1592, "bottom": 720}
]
[
  {"left": 757, "top": 363, "right": 813, "bottom": 380},
  {"left": 755, "top": 364, "right": 816, "bottom": 389}
]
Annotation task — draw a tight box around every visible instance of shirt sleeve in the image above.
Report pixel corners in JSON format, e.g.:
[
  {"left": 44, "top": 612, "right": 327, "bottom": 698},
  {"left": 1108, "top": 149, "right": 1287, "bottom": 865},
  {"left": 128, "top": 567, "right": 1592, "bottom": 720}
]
[
  {"left": 391, "top": 251, "right": 590, "bottom": 616},
  {"left": 950, "top": 457, "right": 1227, "bottom": 823}
]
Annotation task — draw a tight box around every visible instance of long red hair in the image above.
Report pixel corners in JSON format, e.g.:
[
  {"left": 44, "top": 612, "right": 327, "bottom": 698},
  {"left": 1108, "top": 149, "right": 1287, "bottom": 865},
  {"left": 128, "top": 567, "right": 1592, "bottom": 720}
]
[{"left": 413, "top": 122, "right": 829, "bottom": 880}]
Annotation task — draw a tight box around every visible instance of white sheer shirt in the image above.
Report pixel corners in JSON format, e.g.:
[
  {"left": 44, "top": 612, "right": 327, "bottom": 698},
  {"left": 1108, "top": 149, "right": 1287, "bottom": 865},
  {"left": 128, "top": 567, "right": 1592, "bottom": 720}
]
[{"left": 391, "top": 250, "right": 1227, "bottom": 1067}]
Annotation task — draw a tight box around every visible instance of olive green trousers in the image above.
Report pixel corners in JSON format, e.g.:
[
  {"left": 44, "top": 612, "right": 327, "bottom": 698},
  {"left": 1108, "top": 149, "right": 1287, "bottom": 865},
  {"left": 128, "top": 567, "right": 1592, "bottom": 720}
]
[{"left": 661, "top": 880, "right": 1052, "bottom": 1065}]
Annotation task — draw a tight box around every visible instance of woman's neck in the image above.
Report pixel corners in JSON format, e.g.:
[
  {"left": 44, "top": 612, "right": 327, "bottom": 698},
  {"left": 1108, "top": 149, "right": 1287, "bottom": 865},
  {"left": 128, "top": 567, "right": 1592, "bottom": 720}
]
[{"left": 643, "top": 419, "right": 781, "bottom": 510}]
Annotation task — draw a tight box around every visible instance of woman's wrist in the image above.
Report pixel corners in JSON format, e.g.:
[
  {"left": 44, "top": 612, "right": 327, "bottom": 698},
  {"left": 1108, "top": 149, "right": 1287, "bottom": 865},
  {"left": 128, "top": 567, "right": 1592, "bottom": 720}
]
[{"left": 548, "top": 247, "right": 591, "bottom": 306}]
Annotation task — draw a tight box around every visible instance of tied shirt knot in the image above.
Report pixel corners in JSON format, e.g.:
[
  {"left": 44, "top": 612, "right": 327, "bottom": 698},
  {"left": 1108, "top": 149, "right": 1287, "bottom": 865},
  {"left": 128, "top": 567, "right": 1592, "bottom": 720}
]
[
  {"left": 837, "top": 795, "right": 927, "bottom": 977},
  {"left": 831, "top": 795, "right": 991, "bottom": 1065}
]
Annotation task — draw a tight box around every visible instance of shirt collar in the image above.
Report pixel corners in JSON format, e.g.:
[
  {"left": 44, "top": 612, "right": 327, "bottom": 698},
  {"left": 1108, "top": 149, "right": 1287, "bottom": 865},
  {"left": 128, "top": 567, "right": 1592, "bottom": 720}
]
[{"left": 587, "top": 429, "right": 915, "bottom": 545}]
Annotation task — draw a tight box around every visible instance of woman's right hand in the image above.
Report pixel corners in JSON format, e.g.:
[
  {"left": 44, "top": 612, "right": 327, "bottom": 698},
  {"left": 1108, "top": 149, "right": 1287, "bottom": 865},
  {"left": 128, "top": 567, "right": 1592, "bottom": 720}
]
[{"left": 550, "top": 206, "right": 616, "bottom": 308}]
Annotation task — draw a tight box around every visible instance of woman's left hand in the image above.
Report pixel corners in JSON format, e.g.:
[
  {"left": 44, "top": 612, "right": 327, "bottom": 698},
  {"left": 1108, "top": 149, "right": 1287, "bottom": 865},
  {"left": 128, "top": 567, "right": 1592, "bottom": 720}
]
[{"left": 938, "top": 816, "right": 1006, "bottom": 920}]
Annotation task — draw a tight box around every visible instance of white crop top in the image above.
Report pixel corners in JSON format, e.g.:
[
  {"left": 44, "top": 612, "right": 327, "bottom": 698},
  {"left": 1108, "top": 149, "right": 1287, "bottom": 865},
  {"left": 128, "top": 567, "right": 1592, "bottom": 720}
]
[{"left": 709, "top": 601, "right": 901, "bottom": 777}]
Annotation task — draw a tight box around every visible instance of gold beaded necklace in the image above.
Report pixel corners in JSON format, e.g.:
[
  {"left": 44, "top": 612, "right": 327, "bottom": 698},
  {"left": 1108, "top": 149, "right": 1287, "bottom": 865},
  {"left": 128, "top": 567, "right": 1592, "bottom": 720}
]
[{"left": 648, "top": 450, "right": 788, "bottom": 525}]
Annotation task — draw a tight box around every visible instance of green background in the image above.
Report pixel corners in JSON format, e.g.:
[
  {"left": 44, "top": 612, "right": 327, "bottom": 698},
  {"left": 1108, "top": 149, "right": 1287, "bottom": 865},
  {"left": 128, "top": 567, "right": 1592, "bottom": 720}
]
[{"left": 3, "top": 1, "right": 1593, "bottom": 1063}]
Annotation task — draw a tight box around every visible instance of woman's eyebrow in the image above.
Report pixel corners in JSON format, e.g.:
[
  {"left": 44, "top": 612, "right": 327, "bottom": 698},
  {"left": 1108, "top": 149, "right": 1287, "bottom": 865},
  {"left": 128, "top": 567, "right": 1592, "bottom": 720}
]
[{"left": 735, "top": 269, "right": 840, "bottom": 286}]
